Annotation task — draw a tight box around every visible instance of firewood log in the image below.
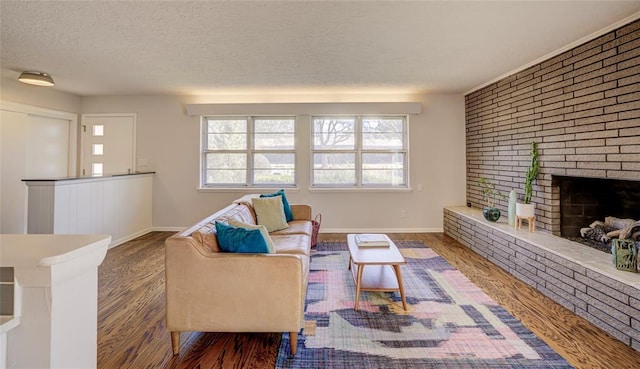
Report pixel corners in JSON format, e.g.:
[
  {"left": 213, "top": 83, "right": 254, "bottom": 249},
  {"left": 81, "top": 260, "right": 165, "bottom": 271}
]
[
  {"left": 605, "top": 216, "right": 636, "bottom": 230},
  {"left": 619, "top": 220, "right": 640, "bottom": 240}
]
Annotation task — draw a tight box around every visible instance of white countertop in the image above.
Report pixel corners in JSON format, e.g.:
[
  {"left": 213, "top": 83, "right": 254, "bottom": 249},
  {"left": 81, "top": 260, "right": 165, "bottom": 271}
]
[
  {"left": 21, "top": 171, "right": 155, "bottom": 182},
  {"left": 0, "top": 234, "right": 111, "bottom": 267},
  {"left": 0, "top": 315, "right": 20, "bottom": 334}
]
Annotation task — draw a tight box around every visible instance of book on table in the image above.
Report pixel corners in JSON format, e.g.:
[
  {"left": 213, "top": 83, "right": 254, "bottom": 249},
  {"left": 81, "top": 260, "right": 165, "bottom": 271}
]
[{"left": 355, "top": 234, "right": 390, "bottom": 247}]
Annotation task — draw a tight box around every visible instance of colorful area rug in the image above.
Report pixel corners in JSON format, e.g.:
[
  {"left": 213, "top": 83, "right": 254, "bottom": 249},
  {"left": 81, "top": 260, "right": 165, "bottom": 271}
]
[{"left": 276, "top": 241, "right": 573, "bottom": 368}]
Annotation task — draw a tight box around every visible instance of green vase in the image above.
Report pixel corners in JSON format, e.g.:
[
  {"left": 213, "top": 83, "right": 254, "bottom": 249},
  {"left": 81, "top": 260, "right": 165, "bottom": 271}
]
[{"left": 483, "top": 207, "right": 501, "bottom": 222}]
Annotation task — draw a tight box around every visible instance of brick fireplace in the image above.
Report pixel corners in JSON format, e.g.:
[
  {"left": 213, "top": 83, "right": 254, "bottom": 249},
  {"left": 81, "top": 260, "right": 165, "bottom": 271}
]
[
  {"left": 466, "top": 19, "right": 640, "bottom": 235},
  {"left": 459, "top": 17, "right": 640, "bottom": 352}
]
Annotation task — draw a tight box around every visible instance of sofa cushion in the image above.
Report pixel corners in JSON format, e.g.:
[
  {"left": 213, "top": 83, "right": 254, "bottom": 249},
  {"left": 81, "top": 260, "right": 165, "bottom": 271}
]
[
  {"left": 261, "top": 189, "right": 293, "bottom": 222},
  {"left": 215, "top": 222, "right": 271, "bottom": 254},
  {"left": 189, "top": 204, "right": 258, "bottom": 253},
  {"left": 232, "top": 194, "right": 261, "bottom": 207},
  {"left": 191, "top": 227, "right": 221, "bottom": 253},
  {"left": 252, "top": 196, "right": 289, "bottom": 232},
  {"left": 218, "top": 204, "right": 257, "bottom": 225},
  {"left": 228, "top": 219, "right": 275, "bottom": 253},
  {"left": 270, "top": 220, "right": 313, "bottom": 236},
  {"left": 271, "top": 234, "right": 311, "bottom": 256}
]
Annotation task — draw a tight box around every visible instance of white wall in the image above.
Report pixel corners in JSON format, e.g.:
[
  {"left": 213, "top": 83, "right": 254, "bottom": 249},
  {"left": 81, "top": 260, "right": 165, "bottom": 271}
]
[
  {"left": 1, "top": 73, "right": 467, "bottom": 232},
  {"left": 0, "top": 75, "right": 81, "bottom": 113},
  {"left": 81, "top": 93, "right": 467, "bottom": 232}
]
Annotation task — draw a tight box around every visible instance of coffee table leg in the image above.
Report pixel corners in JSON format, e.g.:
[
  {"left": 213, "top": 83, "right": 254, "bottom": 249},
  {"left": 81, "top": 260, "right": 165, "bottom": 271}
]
[
  {"left": 354, "top": 264, "right": 364, "bottom": 311},
  {"left": 348, "top": 255, "right": 352, "bottom": 270},
  {"left": 392, "top": 264, "right": 407, "bottom": 311}
]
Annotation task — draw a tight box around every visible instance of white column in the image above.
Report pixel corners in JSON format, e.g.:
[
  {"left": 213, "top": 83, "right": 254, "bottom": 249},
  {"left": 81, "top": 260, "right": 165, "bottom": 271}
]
[{"left": 0, "top": 234, "right": 110, "bottom": 369}]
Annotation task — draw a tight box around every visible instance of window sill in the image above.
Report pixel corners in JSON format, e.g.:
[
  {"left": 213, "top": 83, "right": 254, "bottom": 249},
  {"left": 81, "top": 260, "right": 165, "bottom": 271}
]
[
  {"left": 308, "top": 187, "right": 412, "bottom": 193},
  {"left": 197, "top": 187, "right": 299, "bottom": 193}
]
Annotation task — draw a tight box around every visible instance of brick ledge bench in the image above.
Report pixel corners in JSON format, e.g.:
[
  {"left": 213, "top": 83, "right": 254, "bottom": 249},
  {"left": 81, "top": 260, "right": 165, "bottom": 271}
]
[{"left": 443, "top": 206, "right": 640, "bottom": 351}]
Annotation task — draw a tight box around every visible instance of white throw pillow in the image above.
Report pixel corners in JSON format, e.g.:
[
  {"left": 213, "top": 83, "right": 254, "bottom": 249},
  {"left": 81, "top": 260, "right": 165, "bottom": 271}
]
[
  {"left": 252, "top": 196, "right": 289, "bottom": 232},
  {"left": 227, "top": 219, "right": 275, "bottom": 253}
]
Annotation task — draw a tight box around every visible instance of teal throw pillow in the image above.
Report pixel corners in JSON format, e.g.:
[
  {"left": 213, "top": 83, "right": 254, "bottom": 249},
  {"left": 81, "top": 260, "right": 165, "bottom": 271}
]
[
  {"left": 261, "top": 189, "right": 293, "bottom": 222},
  {"left": 214, "top": 221, "right": 270, "bottom": 254},
  {"left": 228, "top": 219, "right": 276, "bottom": 253}
]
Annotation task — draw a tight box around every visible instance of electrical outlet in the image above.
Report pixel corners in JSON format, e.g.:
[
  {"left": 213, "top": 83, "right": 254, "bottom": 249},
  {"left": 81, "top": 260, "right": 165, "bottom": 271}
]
[{"left": 400, "top": 210, "right": 407, "bottom": 218}]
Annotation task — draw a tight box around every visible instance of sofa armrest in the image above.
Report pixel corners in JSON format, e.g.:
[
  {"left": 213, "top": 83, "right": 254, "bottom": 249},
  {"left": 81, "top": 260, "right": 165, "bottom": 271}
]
[
  {"left": 290, "top": 204, "right": 312, "bottom": 221},
  {"left": 165, "top": 236, "right": 306, "bottom": 333}
]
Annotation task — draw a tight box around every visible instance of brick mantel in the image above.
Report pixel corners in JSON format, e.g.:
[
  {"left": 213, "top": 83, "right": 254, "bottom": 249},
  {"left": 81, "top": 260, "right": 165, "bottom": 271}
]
[{"left": 465, "top": 19, "right": 640, "bottom": 234}]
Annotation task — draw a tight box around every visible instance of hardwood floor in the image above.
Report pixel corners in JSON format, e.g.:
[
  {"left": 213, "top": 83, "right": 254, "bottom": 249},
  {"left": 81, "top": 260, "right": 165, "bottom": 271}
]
[{"left": 98, "top": 232, "right": 640, "bottom": 369}]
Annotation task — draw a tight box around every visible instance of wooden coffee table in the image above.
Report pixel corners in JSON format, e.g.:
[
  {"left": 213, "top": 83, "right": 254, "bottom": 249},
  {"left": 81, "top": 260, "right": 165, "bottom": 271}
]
[{"left": 347, "top": 234, "right": 407, "bottom": 311}]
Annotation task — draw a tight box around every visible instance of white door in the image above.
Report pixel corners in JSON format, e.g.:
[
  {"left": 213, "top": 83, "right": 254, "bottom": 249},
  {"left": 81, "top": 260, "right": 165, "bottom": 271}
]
[
  {"left": 82, "top": 114, "right": 136, "bottom": 176},
  {"left": 26, "top": 114, "right": 70, "bottom": 177},
  {"left": 1, "top": 107, "right": 75, "bottom": 234}
]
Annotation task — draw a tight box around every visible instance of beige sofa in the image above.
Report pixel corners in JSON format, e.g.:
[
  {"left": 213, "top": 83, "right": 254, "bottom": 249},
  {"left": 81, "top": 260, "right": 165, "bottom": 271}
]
[{"left": 165, "top": 201, "right": 313, "bottom": 355}]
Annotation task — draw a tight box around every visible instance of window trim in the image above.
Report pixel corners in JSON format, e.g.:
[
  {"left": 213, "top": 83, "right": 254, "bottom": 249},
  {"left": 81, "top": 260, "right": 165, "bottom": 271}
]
[
  {"left": 200, "top": 115, "right": 297, "bottom": 189},
  {"left": 310, "top": 115, "right": 409, "bottom": 189}
]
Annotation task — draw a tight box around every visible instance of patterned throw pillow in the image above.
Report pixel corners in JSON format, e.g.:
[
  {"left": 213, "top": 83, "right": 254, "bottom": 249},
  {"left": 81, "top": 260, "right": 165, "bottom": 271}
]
[{"left": 214, "top": 221, "right": 270, "bottom": 253}]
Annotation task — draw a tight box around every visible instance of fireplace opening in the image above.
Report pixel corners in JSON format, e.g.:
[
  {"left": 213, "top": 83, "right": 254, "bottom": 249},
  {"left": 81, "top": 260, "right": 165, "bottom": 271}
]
[{"left": 554, "top": 175, "right": 640, "bottom": 253}]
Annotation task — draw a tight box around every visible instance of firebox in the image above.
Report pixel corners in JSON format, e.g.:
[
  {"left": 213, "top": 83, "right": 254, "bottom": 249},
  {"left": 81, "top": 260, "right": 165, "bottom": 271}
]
[{"left": 554, "top": 175, "right": 640, "bottom": 250}]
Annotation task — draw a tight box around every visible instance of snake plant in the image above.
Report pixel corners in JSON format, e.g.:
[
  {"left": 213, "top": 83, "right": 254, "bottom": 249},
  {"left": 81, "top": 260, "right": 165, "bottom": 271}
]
[{"left": 523, "top": 142, "right": 539, "bottom": 204}]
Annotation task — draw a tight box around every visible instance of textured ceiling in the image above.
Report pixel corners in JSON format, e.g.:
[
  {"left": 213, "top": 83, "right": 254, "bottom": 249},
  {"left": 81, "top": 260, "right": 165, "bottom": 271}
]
[{"left": 1, "top": 1, "right": 639, "bottom": 97}]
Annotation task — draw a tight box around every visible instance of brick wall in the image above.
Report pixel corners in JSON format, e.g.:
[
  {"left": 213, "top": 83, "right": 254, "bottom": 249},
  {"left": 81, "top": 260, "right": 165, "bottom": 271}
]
[{"left": 466, "top": 19, "right": 640, "bottom": 234}]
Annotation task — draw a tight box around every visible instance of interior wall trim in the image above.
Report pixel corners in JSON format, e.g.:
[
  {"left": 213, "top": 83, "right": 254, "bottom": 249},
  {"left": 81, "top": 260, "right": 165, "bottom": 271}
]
[
  {"left": 319, "top": 227, "right": 443, "bottom": 234},
  {"left": 151, "top": 227, "right": 443, "bottom": 233},
  {"left": 185, "top": 102, "right": 423, "bottom": 116}
]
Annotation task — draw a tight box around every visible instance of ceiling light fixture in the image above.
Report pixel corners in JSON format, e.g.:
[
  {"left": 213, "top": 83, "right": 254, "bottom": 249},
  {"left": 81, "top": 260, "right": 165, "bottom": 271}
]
[{"left": 18, "top": 71, "right": 55, "bottom": 86}]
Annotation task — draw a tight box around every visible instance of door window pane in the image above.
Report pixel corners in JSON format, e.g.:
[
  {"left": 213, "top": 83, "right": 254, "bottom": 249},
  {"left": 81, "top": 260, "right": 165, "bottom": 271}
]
[
  {"left": 92, "top": 163, "right": 103, "bottom": 176},
  {"left": 92, "top": 125, "right": 104, "bottom": 136},
  {"left": 92, "top": 144, "right": 103, "bottom": 155}
]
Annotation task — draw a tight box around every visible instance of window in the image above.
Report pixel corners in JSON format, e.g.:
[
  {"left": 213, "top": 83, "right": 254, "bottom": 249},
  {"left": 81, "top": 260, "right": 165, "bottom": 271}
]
[
  {"left": 202, "top": 116, "right": 296, "bottom": 187},
  {"left": 312, "top": 116, "right": 408, "bottom": 188}
]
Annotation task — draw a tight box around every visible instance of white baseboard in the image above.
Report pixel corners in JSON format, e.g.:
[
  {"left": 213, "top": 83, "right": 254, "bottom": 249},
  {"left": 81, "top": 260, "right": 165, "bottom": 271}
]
[
  {"left": 319, "top": 228, "right": 443, "bottom": 233},
  {"left": 108, "top": 228, "right": 153, "bottom": 249},
  {"left": 146, "top": 227, "right": 443, "bottom": 234},
  {"left": 151, "top": 226, "right": 185, "bottom": 232}
]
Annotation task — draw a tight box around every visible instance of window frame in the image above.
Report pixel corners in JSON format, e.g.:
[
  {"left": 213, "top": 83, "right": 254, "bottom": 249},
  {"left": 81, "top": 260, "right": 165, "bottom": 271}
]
[
  {"left": 200, "top": 115, "right": 297, "bottom": 189},
  {"left": 310, "top": 115, "right": 409, "bottom": 189}
]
